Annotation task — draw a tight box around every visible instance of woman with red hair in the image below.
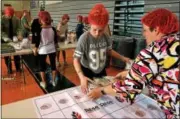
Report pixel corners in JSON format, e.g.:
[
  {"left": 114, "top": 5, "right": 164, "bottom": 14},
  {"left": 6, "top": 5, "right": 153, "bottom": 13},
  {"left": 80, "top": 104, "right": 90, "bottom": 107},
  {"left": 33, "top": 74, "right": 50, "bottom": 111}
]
[
  {"left": 2, "top": 6, "right": 22, "bottom": 74},
  {"left": 75, "top": 15, "right": 84, "bottom": 40},
  {"left": 56, "top": 14, "right": 70, "bottom": 67},
  {"left": 33, "top": 11, "right": 58, "bottom": 88},
  {"left": 31, "top": 10, "right": 44, "bottom": 71},
  {"left": 31, "top": 10, "right": 44, "bottom": 44},
  {"left": 73, "top": 4, "right": 130, "bottom": 94},
  {"left": 88, "top": 8, "right": 179, "bottom": 119}
]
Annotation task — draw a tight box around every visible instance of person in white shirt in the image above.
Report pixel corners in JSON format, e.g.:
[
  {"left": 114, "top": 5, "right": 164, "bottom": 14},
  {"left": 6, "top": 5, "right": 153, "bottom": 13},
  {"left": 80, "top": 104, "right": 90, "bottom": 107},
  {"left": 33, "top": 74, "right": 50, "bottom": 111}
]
[{"left": 33, "top": 11, "right": 58, "bottom": 88}]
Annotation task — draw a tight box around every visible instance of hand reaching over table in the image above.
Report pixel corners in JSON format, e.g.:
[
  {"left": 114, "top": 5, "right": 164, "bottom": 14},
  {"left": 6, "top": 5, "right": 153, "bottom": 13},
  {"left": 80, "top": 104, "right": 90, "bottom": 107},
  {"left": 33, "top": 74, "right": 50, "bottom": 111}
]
[
  {"left": 87, "top": 87, "right": 103, "bottom": 100},
  {"left": 114, "top": 70, "right": 128, "bottom": 80}
]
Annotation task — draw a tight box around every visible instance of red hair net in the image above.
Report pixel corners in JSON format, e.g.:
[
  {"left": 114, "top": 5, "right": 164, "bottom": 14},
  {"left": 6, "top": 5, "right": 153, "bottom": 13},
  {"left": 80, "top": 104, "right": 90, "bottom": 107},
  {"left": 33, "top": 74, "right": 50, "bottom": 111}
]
[
  {"left": 62, "top": 14, "right": 70, "bottom": 20},
  {"left": 83, "top": 16, "right": 89, "bottom": 24},
  {"left": 40, "top": 11, "right": 51, "bottom": 25},
  {"left": 38, "top": 11, "right": 44, "bottom": 17},
  {"left": 141, "top": 8, "right": 179, "bottom": 34},
  {"left": 88, "top": 4, "right": 109, "bottom": 27},
  {"left": 77, "top": 15, "right": 83, "bottom": 22},
  {"left": 4, "top": 7, "right": 14, "bottom": 17}
]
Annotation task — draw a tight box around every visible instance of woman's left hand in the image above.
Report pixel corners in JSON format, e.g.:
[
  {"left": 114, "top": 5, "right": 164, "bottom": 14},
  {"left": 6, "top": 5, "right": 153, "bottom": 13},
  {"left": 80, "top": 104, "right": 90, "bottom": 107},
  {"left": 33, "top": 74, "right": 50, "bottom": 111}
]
[{"left": 87, "top": 87, "right": 103, "bottom": 100}]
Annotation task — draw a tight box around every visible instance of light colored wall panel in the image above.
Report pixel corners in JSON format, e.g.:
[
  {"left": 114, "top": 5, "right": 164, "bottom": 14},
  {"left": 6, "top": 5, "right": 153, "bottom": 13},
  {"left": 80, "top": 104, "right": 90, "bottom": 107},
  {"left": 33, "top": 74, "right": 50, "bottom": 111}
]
[
  {"left": 31, "top": 0, "right": 115, "bottom": 32},
  {"left": 145, "top": 2, "right": 179, "bottom": 13},
  {"left": 144, "top": 0, "right": 179, "bottom": 20},
  {"left": 145, "top": 0, "right": 179, "bottom": 4},
  {"left": 2, "top": 0, "right": 30, "bottom": 11}
]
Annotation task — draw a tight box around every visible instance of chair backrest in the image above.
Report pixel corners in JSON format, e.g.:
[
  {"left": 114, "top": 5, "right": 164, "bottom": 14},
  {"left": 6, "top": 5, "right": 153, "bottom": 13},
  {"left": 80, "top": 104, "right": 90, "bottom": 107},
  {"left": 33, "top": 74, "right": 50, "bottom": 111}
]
[{"left": 111, "top": 36, "right": 135, "bottom": 69}]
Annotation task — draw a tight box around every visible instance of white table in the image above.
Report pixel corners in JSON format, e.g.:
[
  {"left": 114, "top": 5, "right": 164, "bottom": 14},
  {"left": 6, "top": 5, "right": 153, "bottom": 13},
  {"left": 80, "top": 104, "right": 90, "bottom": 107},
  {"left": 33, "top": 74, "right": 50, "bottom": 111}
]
[
  {"left": 2, "top": 86, "right": 165, "bottom": 118},
  {"left": 1, "top": 42, "right": 77, "bottom": 57},
  {"left": 2, "top": 87, "right": 77, "bottom": 118},
  {"left": 1, "top": 42, "right": 77, "bottom": 82},
  {"left": 2, "top": 98, "right": 37, "bottom": 118}
]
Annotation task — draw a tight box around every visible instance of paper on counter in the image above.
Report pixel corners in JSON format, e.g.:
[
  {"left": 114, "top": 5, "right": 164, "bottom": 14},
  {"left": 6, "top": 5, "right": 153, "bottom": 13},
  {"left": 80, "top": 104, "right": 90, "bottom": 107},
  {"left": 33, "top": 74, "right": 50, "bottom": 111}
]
[
  {"left": 101, "top": 114, "right": 113, "bottom": 118},
  {"left": 42, "top": 111, "right": 65, "bottom": 118},
  {"left": 111, "top": 107, "right": 134, "bottom": 118},
  {"left": 126, "top": 102, "right": 158, "bottom": 118},
  {"left": 103, "top": 76, "right": 115, "bottom": 83},
  {"left": 62, "top": 104, "right": 89, "bottom": 118},
  {"left": 78, "top": 101, "right": 107, "bottom": 118},
  {"left": 134, "top": 94, "right": 146, "bottom": 102},
  {"left": 52, "top": 92, "right": 76, "bottom": 109},
  {"left": 32, "top": 86, "right": 161, "bottom": 119},
  {"left": 106, "top": 95, "right": 131, "bottom": 109},
  {"left": 137, "top": 98, "right": 165, "bottom": 118},
  {"left": 33, "top": 96, "right": 59, "bottom": 116},
  {"left": 9, "top": 42, "right": 22, "bottom": 50},
  {"left": 67, "top": 87, "right": 89, "bottom": 103},
  {"left": 95, "top": 95, "right": 121, "bottom": 113},
  {"left": 13, "top": 36, "right": 18, "bottom": 42}
]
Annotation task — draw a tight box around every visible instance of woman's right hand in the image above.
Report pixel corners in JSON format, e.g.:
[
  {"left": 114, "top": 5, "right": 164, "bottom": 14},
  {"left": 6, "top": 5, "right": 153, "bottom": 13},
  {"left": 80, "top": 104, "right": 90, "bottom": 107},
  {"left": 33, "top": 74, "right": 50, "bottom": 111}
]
[{"left": 79, "top": 75, "right": 90, "bottom": 94}]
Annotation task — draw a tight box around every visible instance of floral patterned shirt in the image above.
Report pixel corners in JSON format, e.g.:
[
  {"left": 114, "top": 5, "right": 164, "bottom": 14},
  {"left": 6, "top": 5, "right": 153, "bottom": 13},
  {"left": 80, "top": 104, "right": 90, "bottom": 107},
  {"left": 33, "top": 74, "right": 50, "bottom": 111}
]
[{"left": 112, "top": 33, "right": 180, "bottom": 119}]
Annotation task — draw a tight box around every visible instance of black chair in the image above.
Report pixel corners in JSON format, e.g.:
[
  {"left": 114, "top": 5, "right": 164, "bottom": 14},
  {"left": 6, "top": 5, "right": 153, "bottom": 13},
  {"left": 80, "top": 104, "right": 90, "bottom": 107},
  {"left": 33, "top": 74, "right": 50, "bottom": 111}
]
[{"left": 111, "top": 36, "right": 135, "bottom": 69}]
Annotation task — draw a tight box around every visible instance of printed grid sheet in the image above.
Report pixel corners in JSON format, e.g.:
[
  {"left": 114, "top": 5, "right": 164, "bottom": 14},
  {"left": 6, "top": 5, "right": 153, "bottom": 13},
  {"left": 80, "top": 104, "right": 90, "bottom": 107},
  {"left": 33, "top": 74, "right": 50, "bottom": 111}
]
[{"left": 33, "top": 86, "right": 165, "bottom": 118}]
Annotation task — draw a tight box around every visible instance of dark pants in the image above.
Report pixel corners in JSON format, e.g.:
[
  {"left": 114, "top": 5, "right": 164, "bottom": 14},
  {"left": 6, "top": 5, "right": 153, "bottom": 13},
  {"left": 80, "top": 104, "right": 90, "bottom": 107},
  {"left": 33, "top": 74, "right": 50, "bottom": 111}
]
[
  {"left": 4, "top": 56, "right": 21, "bottom": 72},
  {"left": 23, "top": 32, "right": 29, "bottom": 38},
  {"left": 76, "top": 32, "right": 83, "bottom": 41},
  {"left": 30, "top": 55, "right": 41, "bottom": 72},
  {"left": 22, "top": 30, "right": 29, "bottom": 38},
  {"left": 39, "top": 52, "right": 56, "bottom": 72},
  {"left": 81, "top": 64, "right": 107, "bottom": 79}
]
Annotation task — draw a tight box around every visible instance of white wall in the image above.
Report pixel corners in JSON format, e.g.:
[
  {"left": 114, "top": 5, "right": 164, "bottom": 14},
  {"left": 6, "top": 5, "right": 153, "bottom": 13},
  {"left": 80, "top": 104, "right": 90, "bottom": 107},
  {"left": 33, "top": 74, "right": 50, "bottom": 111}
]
[
  {"left": 31, "top": 0, "right": 115, "bottom": 31},
  {"left": 45, "top": 1, "right": 62, "bottom": 5},
  {"left": 2, "top": 0, "right": 30, "bottom": 11},
  {"left": 144, "top": 0, "right": 179, "bottom": 19}
]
